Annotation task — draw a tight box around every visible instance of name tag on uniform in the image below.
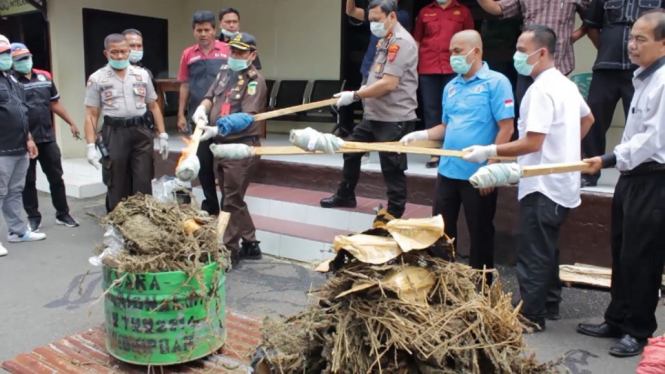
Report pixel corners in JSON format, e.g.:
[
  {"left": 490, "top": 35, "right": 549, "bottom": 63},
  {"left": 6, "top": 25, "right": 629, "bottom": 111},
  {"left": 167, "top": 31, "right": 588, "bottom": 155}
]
[
  {"left": 448, "top": 87, "right": 456, "bottom": 97},
  {"left": 375, "top": 64, "right": 382, "bottom": 72}
]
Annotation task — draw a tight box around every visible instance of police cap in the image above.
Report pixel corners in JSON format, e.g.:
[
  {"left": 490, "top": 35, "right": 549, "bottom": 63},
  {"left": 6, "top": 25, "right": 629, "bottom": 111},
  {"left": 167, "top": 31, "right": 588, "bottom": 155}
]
[{"left": 228, "top": 32, "right": 257, "bottom": 51}]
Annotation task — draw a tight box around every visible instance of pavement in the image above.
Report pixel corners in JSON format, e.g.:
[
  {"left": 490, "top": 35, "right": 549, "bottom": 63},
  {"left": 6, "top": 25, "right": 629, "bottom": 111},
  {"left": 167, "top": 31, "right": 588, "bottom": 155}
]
[{"left": 1, "top": 192, "right": 663, "bottom": 374}]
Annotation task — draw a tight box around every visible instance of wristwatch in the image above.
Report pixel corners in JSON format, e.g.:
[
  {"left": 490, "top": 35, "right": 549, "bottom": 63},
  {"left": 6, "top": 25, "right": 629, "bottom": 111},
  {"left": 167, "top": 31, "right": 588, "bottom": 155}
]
[{"left": 352, "top": 92, "right": 360, "bottom": 102}]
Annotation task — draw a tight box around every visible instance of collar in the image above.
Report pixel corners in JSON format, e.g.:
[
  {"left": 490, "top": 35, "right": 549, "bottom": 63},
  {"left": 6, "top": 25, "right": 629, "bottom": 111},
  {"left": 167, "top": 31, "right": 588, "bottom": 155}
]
[
  {"left": 453, "top": 62, "right": 490, "bottom": 84},
  {"left": 193, "top": 40, "right": 224, "bottom": 53},
  {"left": 427, "top": 0, "right": 460, "bottom": 9},
  {"left": 635, "top": 56, "right": 665, "bottom": 81},
  {"left": 534, "top": 66, "right": 557, "bottom": 82},
  {"left": 385, "top": 22, "right": 402, "bottom": 40}
]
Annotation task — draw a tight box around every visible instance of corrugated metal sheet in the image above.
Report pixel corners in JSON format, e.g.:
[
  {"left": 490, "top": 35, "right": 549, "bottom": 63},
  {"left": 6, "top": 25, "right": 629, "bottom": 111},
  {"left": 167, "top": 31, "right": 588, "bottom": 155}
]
[{"left": 1, "top": 311, "right": 261, "bottom": 374}]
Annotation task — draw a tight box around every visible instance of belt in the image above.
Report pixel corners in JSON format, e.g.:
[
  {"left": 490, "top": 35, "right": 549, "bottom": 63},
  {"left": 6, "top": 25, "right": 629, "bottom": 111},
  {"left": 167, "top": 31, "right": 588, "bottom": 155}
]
[
  {"left": 104, "top": 116, "right": 145, "bottom": 127},
  {"left": 620, "top": 161, "right": 665, "bottom": 176}
]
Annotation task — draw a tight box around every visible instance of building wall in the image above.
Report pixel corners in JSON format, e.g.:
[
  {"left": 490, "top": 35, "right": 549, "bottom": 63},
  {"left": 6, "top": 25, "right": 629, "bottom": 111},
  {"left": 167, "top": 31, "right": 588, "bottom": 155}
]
[{"left": 47, "top": 0, "right": 191, "bottom": 159}]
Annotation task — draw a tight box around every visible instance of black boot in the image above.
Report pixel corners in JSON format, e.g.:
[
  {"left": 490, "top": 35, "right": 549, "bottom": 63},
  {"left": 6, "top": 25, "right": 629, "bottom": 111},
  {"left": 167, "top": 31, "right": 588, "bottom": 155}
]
[
  {"left": 321, "top": 183, "right": 357, "bottom": 208},
  {"left": 241, "top": 240, "right": 263, "bottom": 260}
]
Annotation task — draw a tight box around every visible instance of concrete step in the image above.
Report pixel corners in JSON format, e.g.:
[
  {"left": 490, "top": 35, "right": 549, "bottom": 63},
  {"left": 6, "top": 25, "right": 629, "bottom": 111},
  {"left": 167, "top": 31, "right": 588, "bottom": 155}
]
[
  {"left": 192, "top": 183, "right": 432, "bottom": 264},
  {"left": 36, "top": 157, "right": 105, "bottom": 199}
]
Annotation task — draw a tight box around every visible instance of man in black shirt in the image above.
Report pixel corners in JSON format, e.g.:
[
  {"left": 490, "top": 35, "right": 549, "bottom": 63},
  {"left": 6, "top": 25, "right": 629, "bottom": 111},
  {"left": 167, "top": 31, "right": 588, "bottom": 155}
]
[
  {"left": 581, "top": 0, "right": 665, "bottom": 187},
  {"left": 0, "top": 35, "right": 45, "bottom": 257}
]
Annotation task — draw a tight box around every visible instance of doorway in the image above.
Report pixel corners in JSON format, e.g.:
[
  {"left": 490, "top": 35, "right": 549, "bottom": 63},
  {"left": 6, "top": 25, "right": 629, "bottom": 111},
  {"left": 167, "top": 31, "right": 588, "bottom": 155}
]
[{"left": 0, "top": 11, "right": 51, "bottom": 71}]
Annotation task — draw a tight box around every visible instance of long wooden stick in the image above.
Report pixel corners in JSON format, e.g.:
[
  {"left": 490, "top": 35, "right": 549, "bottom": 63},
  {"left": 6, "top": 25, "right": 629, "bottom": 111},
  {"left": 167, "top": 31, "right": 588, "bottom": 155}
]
[
  {"left": 253, "top": 98, "right": 338, "bottom": 121},
  {"left": 245, "top": 140, "right": 443, "bottom": 156},
  {"left": 342, "top": 141, "right": 517, "bottom": 161},
  {"left": 521, "top": 161, "right": 590, "bottom": 177}
]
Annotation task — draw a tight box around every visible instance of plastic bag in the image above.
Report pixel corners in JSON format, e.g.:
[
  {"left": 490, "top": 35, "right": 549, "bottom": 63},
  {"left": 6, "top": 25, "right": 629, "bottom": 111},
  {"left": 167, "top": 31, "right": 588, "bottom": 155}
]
[
  {"left": 88, "top": 225, "right": 125, "bottom": 266},
  {"left": 151, "top": 175, "right": 177, "bottom": 203},
  {"left": 637, "top": 336, "right": 665, "bottom": 374}
]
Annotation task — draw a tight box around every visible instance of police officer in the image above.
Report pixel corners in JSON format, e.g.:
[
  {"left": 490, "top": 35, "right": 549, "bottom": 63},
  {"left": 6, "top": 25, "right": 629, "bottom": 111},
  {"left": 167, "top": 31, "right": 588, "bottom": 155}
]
[
  {"left": 321, "top": 0, "right": 418, "bottom": 219},
  {"left": 122, "top": 29, "right": 155, "bottom": 87},
  {"left": 578, "top": 10, "right": 665, "bottom": 358},
  {"left": 0, "top": 35, "right": 45, "bottom": 257},
  {"left": 11, "top": 42, "right": 80, "bottom": 231},
  {"left": 84, "top": 33, "right": 169, "bottom": 212},
  {"left": 193, "top": 32, "right": 267, "bottom": 267}
]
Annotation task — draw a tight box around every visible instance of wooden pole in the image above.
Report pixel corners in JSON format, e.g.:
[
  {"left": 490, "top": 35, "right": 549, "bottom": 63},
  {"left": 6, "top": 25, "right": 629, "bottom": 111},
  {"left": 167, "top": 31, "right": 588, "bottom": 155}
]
[
  {"left": 520, "top": 161, "right": 590, "bottom": 177},
  {"left": 342, "top": 141, "right": 517, "bottom": 161},
  {"left": 253, "top": 98, "right": 338, "bottom": 121}
]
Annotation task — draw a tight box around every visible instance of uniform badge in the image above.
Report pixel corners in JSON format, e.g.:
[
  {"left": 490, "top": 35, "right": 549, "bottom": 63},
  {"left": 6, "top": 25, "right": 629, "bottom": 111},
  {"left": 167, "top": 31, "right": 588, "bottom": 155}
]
[
  {"left": 101, "top": 78, "right": 108, "bottom": 83},
  {"left": 136, "top": 75, "right": 142, "bottom": 82},
  {"left": 104, "top": 91, "right": 113, "bottom": 98},
  {"left": 375, "top": 63, "right": 382, "bottom": 72},
  {"left": 106, "top": 99, "right": 113, "bottom": 106},
  {"left": 38, "top": 74, "right": 46, "bottom": 81},
  {"left": 107, "top": 70, "right": 112, "bottom": 76},
  {"left": 235, "top": 94, "right": 241, "bottom": 99},
  {"left": 216, "top": 72, "right": 221, "bottom": 80},
  {"left": 387, "top": 44, "right": 400, "bottom": 63},
  {"left": 138, "top": 87, "right": 145, "bottom": 95},
  {"left": 247, "top": 81, "right": 258, "bottom": 96},
  {"left": 504, "top": 99, "right": 514, "bottom": 108},
  {"left": 448, "top": 87, "right": 456, "bottom": 97},
  {"left": 454, "top": 10, "right": 461, "bottom": 15}
]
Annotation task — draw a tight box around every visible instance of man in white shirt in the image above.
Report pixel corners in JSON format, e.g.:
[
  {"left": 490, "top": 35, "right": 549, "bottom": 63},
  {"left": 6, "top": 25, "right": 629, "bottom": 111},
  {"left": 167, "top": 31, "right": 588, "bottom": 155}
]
[
  {"left": 463, "top": 25, "right": 594, "bottom": 332},
  {"left": 578, "top": 10, "right": 665, "bottom": 358}
]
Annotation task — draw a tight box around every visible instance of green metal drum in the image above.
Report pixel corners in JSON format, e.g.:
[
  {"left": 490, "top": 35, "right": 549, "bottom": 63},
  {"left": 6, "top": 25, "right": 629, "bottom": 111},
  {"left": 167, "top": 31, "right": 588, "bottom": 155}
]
[{"left": 102, "top": 262, "right": 226, "bottom": 365}]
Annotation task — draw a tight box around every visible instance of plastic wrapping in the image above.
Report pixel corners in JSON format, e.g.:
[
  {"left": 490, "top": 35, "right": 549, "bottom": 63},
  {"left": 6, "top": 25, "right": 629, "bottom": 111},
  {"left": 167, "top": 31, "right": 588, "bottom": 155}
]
[
  {"left": 152, "top": 175, "right": 177, "bottom": 203},
  {"left": 637, "top": 336, "right": 665, "bottom": 374},
  {"left": 88, "top": 225, "right": 125, "bottom": 266}
]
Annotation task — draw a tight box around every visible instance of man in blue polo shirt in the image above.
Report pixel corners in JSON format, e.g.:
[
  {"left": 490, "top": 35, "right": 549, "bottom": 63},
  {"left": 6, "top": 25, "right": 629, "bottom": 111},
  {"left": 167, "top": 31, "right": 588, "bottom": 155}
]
[{"left": 401, "top": 30, "right": 514, "bottom": 284}]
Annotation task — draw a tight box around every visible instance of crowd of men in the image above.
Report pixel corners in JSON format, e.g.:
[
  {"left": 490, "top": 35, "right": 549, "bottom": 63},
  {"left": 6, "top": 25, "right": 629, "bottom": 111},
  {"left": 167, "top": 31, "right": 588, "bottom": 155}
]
[{"left": 0, "top": 0, "right": 664, "bottom": 360}]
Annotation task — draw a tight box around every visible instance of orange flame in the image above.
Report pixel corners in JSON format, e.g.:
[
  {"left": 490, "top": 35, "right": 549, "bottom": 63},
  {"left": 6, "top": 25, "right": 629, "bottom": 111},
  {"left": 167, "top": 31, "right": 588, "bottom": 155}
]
[{"left": 176, "top": 136, "right": 193, "bottom": 170}]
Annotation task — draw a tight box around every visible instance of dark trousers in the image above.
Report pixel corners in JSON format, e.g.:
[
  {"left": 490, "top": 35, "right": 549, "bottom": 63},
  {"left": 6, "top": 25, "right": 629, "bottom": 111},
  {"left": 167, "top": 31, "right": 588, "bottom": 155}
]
[
  {"left": 197, "top": 138, "right": 223, "bottom": 216},
  {"left": 516, "top": 192, "right": 569, "bottom": 323},
  {"left": 214, "top": 138, "right": 260, "bottom": 252},
  {"left": 338, "top": 120, "right": 413, "bottom": 217},
  {"left": 582, "top": 69, "right": 634, "bottom": 183},
  {"left": 513, "top": 75, "right": 534, "bottom": 140},
  {"left": 604, "top": 172, "right": 665, "bottom": 340},
  {"left": 419, "top": 74, "right": 456, "bottom": 130},
  {"left": 432, "top": 175, "right": 498, "bottom": 283},
  {"left": 22, "top": 141, "right": 69, "bottom": 219},
  {"left": 101, "top": 124, "right": 154, "bottom": 212}
]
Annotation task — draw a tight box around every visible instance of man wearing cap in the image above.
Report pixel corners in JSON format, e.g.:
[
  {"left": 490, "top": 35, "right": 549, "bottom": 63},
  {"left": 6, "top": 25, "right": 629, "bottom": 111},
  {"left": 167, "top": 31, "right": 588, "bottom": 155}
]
[
  {"left": 0, "top": 35, "right": 46, "bottom": 257},
  {"left": 11, "top": 42, "right": 81, "bottom": 232},
  {"left": 84, "top": 33, "right": 169, "bottom": 212},
  {"left": 193, "top": 32, "right": 267, "bottom": 267}
]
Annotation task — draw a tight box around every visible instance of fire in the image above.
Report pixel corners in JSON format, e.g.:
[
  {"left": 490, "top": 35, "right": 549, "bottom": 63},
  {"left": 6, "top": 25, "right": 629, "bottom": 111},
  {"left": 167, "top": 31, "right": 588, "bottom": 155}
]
[{"left": 176, "top": 136, "right": 193, "bottom": 170}]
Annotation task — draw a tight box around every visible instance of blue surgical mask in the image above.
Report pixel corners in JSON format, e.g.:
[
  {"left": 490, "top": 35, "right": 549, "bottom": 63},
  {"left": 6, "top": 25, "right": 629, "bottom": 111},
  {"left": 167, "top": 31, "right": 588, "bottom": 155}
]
[
  {"left": 513, "top": 49, "right": 541, "bottom": 76},
  {"left": 450, "top": 48, "right": 476, "bottom": 75},
  {"left": 370, "top": 20, "right": 389, "bottom": 38},
  {"left": 228, "top": 57, "right": 249, "bottom": 72},
  {"left": 0, "top": 53, "right": 12, "bottom": 71},
  {"left": 14, "top": 58, "right": 32, "bottom": 73},
  {"left": 128, "top": 50, "right": 143, "bottom": 63},
  {"left": 221, "top": 29, "right": 237, "bottom": 39},
  {"left": 108, "top": 58, "right": 130, "bottom": 70},
  {"left": 437, "top": 0, "right": 449, "bottom": 3}
]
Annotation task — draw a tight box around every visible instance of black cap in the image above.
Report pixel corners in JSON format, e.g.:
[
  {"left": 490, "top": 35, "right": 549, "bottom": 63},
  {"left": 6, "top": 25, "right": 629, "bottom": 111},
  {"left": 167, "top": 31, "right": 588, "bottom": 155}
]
[{"left": 228, "top": 32, "right": 257, "bottom": 51}]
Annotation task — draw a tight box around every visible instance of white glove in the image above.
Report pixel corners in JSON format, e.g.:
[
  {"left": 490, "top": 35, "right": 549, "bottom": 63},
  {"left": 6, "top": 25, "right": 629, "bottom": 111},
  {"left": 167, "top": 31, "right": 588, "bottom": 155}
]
[
  {"left": 333, "top": 91, "right": 355, "bottom": 107},
  {"left": 86, "top": 143, "right": 100, "bottom": 170},
  {"left": 462, "top": 144, "right": 497, "bottom": 164},
  {"left": 158, "top": 133, "right": 169, "bottom": 160},
  {"left": 400, "top": 130, "right": 429, "bottom": 145},
  {"left": 191, "top": 105, "right": 208, "bottom": 125},
  {"left": 199, "top": 125, "right": 220, "bottom": 141}
]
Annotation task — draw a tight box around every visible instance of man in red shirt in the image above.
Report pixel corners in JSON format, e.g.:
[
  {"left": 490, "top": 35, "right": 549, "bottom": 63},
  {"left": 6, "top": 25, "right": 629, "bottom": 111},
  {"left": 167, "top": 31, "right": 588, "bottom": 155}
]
[
  {"left": 177, "top": 11, "right": 230, "bottom": 217},
  {"left": 414, "top": 0, "right": 474, "bottom": 168}
]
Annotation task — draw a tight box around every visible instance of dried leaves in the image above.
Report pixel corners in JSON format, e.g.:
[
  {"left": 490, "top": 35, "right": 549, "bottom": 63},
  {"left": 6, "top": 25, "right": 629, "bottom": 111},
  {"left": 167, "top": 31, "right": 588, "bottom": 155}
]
[{"left": 252, "top": 215, "right": 562, "bottom": 374}]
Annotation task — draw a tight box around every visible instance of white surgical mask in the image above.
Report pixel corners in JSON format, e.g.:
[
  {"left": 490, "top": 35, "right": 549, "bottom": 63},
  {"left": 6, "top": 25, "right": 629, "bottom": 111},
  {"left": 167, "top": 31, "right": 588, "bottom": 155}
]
[
  {"left": 370, "top": 19, "right": 389, "bottom": 38},
  {"left": 129, "top": 50, "right": 143, "bottom": 63}
]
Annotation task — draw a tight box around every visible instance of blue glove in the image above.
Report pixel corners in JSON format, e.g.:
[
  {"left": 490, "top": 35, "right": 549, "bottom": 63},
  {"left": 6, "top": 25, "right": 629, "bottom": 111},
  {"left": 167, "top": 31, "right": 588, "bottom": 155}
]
[{"left": 216, "top": 113, "right": 255, "bottom": 137}]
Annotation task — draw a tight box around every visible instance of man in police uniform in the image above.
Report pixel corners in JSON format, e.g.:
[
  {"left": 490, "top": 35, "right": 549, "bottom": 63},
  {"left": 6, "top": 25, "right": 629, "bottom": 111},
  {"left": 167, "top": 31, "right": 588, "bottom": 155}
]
[
  {"left": 84, "top": 34, "right": 169, "bottom": 212},
  {"left": 578, "top": 10, "right": 665, "bottom": 358},
  {"left": 321, "top": 0, "right": 418, "bottom": 219},
  {"left": 123, "top": 29, "right": 155, "bottom": 87},
  {"left": 11, "top": 42, "right": 80, "bottom": 231},
  {"left": 192, "top": 32, "right": 266, "bottom": 267}
]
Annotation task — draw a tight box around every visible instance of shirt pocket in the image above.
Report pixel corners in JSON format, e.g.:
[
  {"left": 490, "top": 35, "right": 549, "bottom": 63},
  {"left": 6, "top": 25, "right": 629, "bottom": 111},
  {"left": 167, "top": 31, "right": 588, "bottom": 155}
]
[
  {"left": 101, "top": 89, "right": 120, "bottom": 111},
  {"left": 604, "top": 0, "right": 625, "bottom": 23},
  {"left": 132, "top": 83, "right": 147, "bottom": 109},
  {"left": 461, "top": 91, "right": 490, "bottom": 111},
  {"left": 637, "top": 0, "right": 662, "bottom": 17},
  {"left": 422, "top": 16, "right": 441, "bottom": 37},
  {"left": 373, "top": 48, "right": 388, "bottom": 78},
  {"left": 0, "top": 84, "right": 10, "bottom": 104}
]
